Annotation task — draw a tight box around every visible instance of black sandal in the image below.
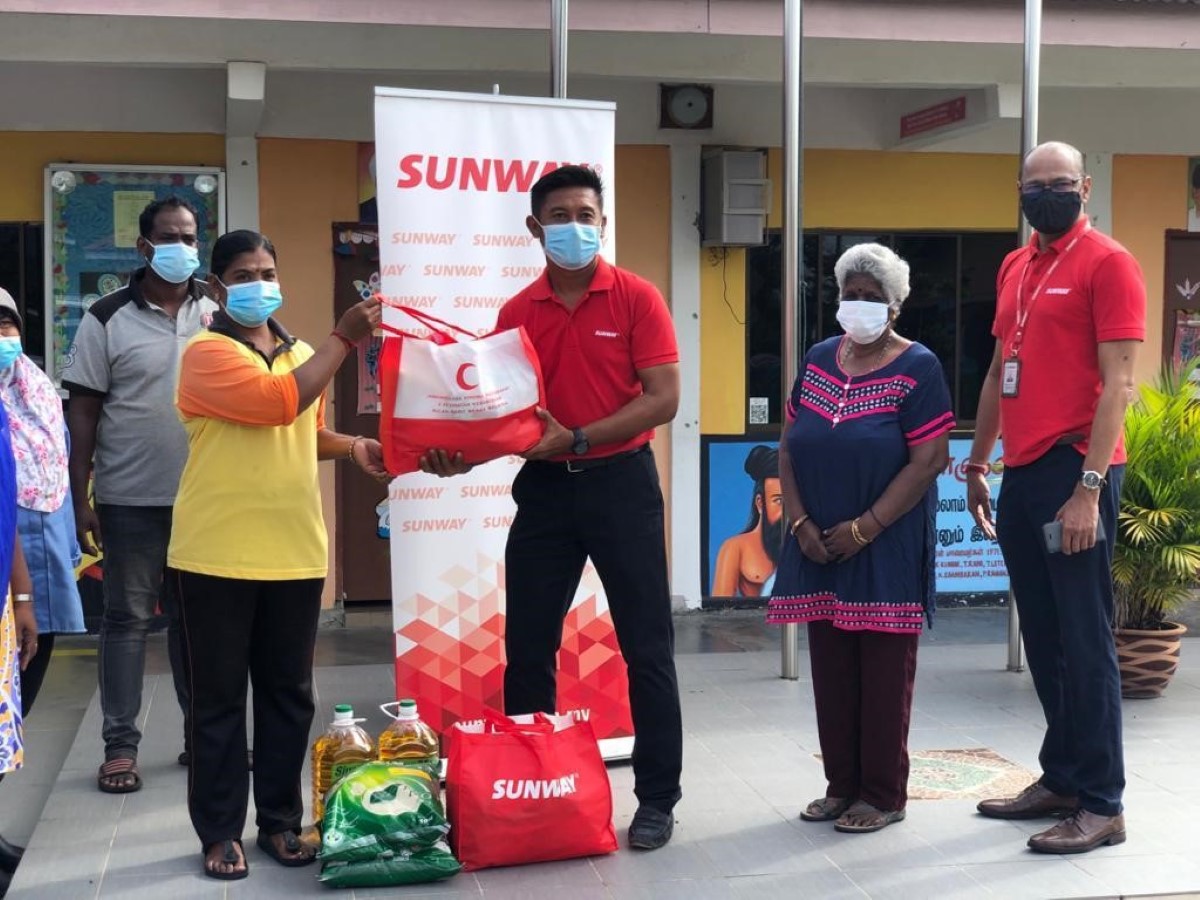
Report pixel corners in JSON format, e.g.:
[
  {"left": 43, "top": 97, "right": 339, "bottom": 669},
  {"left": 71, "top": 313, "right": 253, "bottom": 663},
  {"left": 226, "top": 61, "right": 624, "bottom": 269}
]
[
  {"left": 800, "top": 796, "right": 852, "bottom": 822},
  {"left": 202, "top": 839, "right": 248, "bottom": 881},
  {"left": 256, "top": 830, "right": 316, "bottom": 867},
  {"left": 97, "top": 758, "right": 142, "bottom": 794}
]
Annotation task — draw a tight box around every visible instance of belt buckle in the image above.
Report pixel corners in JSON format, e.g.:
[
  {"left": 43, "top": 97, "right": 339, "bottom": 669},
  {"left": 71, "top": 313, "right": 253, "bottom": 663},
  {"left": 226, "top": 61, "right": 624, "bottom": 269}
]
[{"left": 566, "top": 459, "right": 586, "bottom": 474}]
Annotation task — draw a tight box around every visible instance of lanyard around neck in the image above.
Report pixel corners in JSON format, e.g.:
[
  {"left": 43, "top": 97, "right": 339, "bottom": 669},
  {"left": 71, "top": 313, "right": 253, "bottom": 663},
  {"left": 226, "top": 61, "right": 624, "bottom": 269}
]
[{"left": 1009, "top": 224, "right": 1089, "bottom": 359}]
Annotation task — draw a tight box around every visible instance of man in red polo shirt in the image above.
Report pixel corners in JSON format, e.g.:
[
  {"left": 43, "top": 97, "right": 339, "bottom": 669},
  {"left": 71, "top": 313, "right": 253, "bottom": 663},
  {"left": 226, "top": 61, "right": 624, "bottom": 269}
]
[
  {"left": 422, "top": 165, "right": 683, "bottom": 850},
  {"left": 966, "top": 141, "right": 1144, "bottom": 854}
]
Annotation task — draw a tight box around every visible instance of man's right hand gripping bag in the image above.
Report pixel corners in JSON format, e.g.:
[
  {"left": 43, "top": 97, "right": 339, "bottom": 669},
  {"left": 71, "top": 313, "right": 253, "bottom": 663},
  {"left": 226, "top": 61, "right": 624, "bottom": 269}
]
[
  {"left": 445, "top": 712, "right": 618, "bottom": 870},
  {"left": 378, "top": 305, "right": 546, "bottom": 476}
]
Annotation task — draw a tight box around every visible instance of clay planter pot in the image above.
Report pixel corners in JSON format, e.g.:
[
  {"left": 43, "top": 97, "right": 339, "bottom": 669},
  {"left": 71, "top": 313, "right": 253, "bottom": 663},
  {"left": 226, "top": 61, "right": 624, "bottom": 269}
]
[{"left": 1113, "top": 622, "right": 1188, "bottom": 699}]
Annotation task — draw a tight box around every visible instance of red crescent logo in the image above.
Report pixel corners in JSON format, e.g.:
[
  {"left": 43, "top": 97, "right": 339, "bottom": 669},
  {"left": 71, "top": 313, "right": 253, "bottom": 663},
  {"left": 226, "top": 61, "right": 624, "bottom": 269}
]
[{"left": 456, "top": 363, "right": 478, "bottom": 391}]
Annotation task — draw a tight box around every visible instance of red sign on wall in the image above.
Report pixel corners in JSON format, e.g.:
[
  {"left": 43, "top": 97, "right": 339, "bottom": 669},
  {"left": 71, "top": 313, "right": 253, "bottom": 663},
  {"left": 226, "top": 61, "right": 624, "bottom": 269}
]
[{"left": 900, "top": 96, "right": 968, "bottom": 139}]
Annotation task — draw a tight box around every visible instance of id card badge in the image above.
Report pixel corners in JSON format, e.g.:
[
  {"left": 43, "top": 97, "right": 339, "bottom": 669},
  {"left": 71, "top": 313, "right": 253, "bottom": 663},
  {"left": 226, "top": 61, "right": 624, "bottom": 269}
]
[{"left": 1001, "top": 358, "right": 1021, "bottom": 398}]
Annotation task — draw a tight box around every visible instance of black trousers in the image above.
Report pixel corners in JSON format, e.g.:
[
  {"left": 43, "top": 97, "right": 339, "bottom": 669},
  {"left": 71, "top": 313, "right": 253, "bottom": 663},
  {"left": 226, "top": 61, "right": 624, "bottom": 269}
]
[
  {"left": 995, "top": 446, "right": 1125, "bottom": 816},
  {"left": 503, "top": 448, "right": 683, "bottom": 813},
  {"left": 175, "top": 571, "right": 323, "bottom": 848},
  {"left": 19, "top": 632, "right": 55, "bottom": 718}
]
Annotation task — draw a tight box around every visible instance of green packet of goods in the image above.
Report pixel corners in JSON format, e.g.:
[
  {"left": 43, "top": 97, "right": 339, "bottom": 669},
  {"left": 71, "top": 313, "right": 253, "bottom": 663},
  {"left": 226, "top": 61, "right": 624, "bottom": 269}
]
[
  {"left": 318, "top": 841, "right": 462, "bottom": 889},
  {"left": 318, "top": 762, "right": 460, "bottom": 888}
]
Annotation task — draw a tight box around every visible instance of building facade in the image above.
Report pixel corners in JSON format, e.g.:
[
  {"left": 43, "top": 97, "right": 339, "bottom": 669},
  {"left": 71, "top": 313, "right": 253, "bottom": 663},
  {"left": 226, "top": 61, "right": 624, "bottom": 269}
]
[{"left": 1, "top": 0, "right": 1198, "bottom": 608}]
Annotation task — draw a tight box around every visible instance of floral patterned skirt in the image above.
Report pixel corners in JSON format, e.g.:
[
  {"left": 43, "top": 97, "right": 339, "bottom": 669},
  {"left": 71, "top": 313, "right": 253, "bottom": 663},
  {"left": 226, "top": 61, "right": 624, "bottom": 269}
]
[{"left": 0, "top": 599, "right": 23, "bottom": 775}]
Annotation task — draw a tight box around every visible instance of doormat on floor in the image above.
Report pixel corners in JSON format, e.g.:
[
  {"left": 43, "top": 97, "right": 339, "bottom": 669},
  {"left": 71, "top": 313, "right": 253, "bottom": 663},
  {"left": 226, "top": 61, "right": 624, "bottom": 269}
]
[
  {"left": 815, "top": 748, "right": 1035, "bottom": 801},
  {"left": 907, "top": 749, "right": 1036, "bottom": 800}
]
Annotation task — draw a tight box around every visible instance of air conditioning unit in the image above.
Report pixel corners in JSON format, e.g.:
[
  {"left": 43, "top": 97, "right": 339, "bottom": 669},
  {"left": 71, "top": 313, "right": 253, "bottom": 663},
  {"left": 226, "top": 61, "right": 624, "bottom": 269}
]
[{"left": 701, "top": 148, "right": 769, "bottom": 247}]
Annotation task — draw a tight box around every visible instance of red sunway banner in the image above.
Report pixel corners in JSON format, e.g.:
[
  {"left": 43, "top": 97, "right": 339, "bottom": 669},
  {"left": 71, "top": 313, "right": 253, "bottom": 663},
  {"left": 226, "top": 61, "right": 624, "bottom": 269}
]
[{"left": 374, "top": 88, "right": 633, "bottom": 747}]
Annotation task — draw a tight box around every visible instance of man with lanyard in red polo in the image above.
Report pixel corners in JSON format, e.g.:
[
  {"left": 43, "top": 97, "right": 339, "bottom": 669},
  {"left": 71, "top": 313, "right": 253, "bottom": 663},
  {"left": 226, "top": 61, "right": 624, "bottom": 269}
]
[
  {"left": 966, "top": 141, "right": 1144, "bottom": 854},
  {"left": 422, "top": 165, "right": 683, "bottom": 850}
]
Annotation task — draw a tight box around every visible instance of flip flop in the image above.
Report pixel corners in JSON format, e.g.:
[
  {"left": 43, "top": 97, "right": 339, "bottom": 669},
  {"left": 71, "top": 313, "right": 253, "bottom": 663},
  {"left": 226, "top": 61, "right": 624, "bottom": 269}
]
[
  {"left": 256, "top": 830, "right": 316, "bottom": 867},
  {"left": 800, "top": 796, "right": 852, "bottom": 822},
  {"left": 834, "top": 801, "right": 906, "bottom": 833},
  {"left": 202, "top": 839, "right": 248, "bottom": 881},
  {"left": 97, "top": 758, "right": 142, "bottom": 794}
]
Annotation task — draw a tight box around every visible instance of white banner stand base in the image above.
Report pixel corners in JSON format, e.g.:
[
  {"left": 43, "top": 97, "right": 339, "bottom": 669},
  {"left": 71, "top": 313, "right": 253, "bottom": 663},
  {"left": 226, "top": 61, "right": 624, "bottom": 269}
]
[{"left": 599, "top": 736, "right": 635, "bottom": 763}]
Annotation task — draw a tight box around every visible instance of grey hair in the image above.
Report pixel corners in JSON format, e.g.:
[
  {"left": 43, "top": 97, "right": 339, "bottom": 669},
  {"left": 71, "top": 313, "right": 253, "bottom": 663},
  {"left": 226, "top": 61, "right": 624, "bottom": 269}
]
[{"left": 834, "top": 243, "right": 911, "bottom": 311}]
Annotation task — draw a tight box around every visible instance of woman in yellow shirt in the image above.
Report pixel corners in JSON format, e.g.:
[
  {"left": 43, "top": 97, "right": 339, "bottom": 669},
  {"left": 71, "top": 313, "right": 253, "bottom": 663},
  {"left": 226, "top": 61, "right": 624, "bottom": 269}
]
[{"left": 170, "top": 229, "right": 384, "bottom": 881}]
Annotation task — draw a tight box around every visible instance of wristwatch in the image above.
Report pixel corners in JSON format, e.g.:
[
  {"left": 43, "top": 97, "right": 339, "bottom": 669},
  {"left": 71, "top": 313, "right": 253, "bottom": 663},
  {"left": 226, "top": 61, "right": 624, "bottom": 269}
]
[
  {"left": 571, "top": 427, "right": 590, "bottom": 456},
  {"left": 12, "top": 593, "right": 31, "bottom": 603},
  {"left": 1080, "top": 470, "right": 1107, "bottom": 491}
]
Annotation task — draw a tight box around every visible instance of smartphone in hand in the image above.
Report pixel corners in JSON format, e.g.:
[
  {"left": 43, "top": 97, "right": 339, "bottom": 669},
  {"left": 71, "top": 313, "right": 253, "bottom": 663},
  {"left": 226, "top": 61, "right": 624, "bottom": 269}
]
[{"left": 1042, "top": 518, "right": 1106, "bottom": 554}]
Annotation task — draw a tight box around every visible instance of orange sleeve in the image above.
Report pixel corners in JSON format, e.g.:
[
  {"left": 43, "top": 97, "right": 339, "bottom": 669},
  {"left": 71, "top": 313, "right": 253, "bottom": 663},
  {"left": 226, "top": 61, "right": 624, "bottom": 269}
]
[
  {"left": 177, "top": 336, "right": 300, "bottom": 426},
  {"left": 315, "top": 393, "right": 327, "bottom": 431}
]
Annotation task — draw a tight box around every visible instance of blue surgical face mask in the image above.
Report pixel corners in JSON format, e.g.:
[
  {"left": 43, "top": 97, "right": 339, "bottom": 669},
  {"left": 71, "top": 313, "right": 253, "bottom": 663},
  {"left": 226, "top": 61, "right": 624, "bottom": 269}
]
[
  {"left": 541, "top": 222, "right": 602, "bottom": 271},
  {"left": 223, "top": 280, "right": 283, "bottom": 327},
  {"left": 0, "top": 336, "right": 21, "bottom": 370},
  {"left": 147, "top": 242, "right": 200, "bottom": 284}
]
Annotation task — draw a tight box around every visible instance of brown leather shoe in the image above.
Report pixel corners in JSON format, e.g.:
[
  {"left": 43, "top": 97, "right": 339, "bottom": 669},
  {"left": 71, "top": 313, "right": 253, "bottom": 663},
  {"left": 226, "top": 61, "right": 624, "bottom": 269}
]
[
  {"left": 1027, "top": 810, "right": 1126, "bottom": 854},
  {"left": 977, "top": 782, "right": 1079, "bottom": 820}
]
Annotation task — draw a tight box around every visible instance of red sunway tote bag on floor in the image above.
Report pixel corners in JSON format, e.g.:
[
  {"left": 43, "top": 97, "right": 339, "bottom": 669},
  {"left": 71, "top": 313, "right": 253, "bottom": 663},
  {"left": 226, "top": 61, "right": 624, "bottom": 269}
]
[
  {"left": 378, "top": 305, "right": 546, "bottom": 476},
  {"left": 445, "top": 712, "right": 618, "bottom": 870}
]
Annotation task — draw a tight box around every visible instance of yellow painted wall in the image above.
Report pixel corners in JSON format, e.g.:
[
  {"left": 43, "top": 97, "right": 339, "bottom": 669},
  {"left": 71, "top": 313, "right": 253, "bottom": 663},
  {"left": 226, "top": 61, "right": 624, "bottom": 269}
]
[
  {"left": 700, "top": 247, "right": 749, "bottom": 434},
  {"left": 701, "top": 149, "right": 1019, "bottom": 434},
  {"left": 767, "top": 150, "right": 1019, "bottom": 231},
  {"left": 0, "top": 132, "right": 225, "bottom": 220},
  {"left": 1111, "top": 155, "right": 1189, "bottom": 385},
  {"left": 258, "top": 138, "right": 361, "bottom": 607},
  {"left": 613, "top": 145, "right": 673, "bottom": 551}
]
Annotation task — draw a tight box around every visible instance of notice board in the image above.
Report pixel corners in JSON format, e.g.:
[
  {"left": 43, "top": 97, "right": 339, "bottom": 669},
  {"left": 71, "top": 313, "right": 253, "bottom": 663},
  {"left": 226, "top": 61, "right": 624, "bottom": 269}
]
[{"left": 43, "top": 165, "right": 224, "bottom": 387}]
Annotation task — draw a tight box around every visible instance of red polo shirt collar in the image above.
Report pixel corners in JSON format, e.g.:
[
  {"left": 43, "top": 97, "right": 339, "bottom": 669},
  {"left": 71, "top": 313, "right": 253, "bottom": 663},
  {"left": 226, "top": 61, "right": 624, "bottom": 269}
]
[
  {"left": 528, "top": 257, "right": 616, "bottom": 303},
  {"left": 1030, "top": 213, "right": 1090, "bottom": 255}
]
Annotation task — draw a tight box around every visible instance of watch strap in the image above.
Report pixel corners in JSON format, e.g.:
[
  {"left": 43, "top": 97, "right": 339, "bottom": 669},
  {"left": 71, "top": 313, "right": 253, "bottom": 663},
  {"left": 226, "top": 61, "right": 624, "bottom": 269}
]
[{"left": 571, "top": 427, "right": 589, "bottom": 456}]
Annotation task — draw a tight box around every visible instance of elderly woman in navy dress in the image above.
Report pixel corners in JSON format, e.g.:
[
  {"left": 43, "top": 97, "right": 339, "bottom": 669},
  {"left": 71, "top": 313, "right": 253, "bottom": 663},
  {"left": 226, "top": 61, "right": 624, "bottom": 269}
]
[{"left": 768, "top": 243, "right": 953, "bottom": 834}]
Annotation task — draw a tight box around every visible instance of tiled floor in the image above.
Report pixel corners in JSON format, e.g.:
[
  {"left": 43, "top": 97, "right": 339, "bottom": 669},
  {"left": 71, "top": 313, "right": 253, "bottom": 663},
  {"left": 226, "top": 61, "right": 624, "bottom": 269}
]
[{"left": 4, "top": 609, "right": 1200, "bottom": 899}]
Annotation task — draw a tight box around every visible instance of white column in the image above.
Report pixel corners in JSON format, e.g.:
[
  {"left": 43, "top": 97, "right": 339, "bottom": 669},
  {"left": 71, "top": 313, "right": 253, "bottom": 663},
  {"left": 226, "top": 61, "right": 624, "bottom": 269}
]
[
  {"left": 224, "top": 136, "right": 260, "bottom": 232},
  {"left": 670, "top": 141, "right": 703, "bottom": 610},
  {"left": 1086, "top": 151, "right": 1113, "bottom": 236},
  {"left": 225, "top": 61, "right": 266, "bottom": 232}
]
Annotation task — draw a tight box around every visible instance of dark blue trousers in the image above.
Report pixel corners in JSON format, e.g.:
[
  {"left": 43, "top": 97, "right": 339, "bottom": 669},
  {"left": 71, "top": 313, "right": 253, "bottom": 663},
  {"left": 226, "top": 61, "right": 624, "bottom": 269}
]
[{"left": 996, "top": 445, "right": 1125, "bottom": 816}]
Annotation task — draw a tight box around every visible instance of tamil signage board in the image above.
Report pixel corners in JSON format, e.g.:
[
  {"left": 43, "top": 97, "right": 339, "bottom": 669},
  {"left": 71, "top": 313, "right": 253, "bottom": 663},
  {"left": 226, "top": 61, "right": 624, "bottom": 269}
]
[{"left": 900, "top": 96, "right": 968, "bottom": 140}]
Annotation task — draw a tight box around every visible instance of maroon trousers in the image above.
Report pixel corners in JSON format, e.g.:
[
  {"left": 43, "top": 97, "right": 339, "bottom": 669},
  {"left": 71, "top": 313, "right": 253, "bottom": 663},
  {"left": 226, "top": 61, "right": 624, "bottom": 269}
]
[{"left": 807, "top": 620, "right": 920, "bottom": 812}]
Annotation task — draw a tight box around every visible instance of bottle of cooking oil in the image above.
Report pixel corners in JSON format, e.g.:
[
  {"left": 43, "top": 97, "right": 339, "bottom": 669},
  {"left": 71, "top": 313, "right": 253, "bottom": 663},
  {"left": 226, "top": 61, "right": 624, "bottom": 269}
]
[
  {"left": 311, "top": 704, "right": 374, "bottom": 824},
  {"left": 377, "top": 700, "right": 441, "bottom": 788}
]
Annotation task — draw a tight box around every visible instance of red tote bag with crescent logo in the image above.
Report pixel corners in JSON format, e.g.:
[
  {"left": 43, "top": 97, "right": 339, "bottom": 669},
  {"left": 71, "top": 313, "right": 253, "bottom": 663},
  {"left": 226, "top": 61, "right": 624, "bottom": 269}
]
[
  {"left": 377, "top": 305, "right": 546, "bottom": 476},
  {"left": 445, "top": 712, "right": 618, "bottom": 870}
]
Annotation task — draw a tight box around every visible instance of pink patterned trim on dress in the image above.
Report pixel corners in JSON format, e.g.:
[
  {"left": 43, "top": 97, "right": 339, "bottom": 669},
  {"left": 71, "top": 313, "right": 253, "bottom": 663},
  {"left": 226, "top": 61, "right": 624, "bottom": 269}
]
[
  {"left": 906, "top": 411, "right": 956, "bottom": 446},
  {"left": 766, "top": 591, "right": 925, "bottom": 634}
]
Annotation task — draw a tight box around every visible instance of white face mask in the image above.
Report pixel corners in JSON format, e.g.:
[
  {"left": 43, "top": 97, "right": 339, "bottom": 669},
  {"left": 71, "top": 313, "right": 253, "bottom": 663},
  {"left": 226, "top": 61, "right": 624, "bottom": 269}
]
[{"left": 836, "top": 300, "right": 891, "bottom": 345}]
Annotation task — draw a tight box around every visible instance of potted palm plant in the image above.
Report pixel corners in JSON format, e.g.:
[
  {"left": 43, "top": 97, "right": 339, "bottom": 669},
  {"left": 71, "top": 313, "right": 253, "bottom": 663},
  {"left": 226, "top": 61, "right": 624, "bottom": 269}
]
[{"left": 1111, "top": 362, "right": 1200, "bottom": 698}]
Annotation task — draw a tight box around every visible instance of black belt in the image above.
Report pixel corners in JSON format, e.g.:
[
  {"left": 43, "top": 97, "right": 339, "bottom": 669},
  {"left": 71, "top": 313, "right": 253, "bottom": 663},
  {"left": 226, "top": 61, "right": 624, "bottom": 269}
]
[{"left": 542, "top": 443, "right": 650, "bottom": 474}]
